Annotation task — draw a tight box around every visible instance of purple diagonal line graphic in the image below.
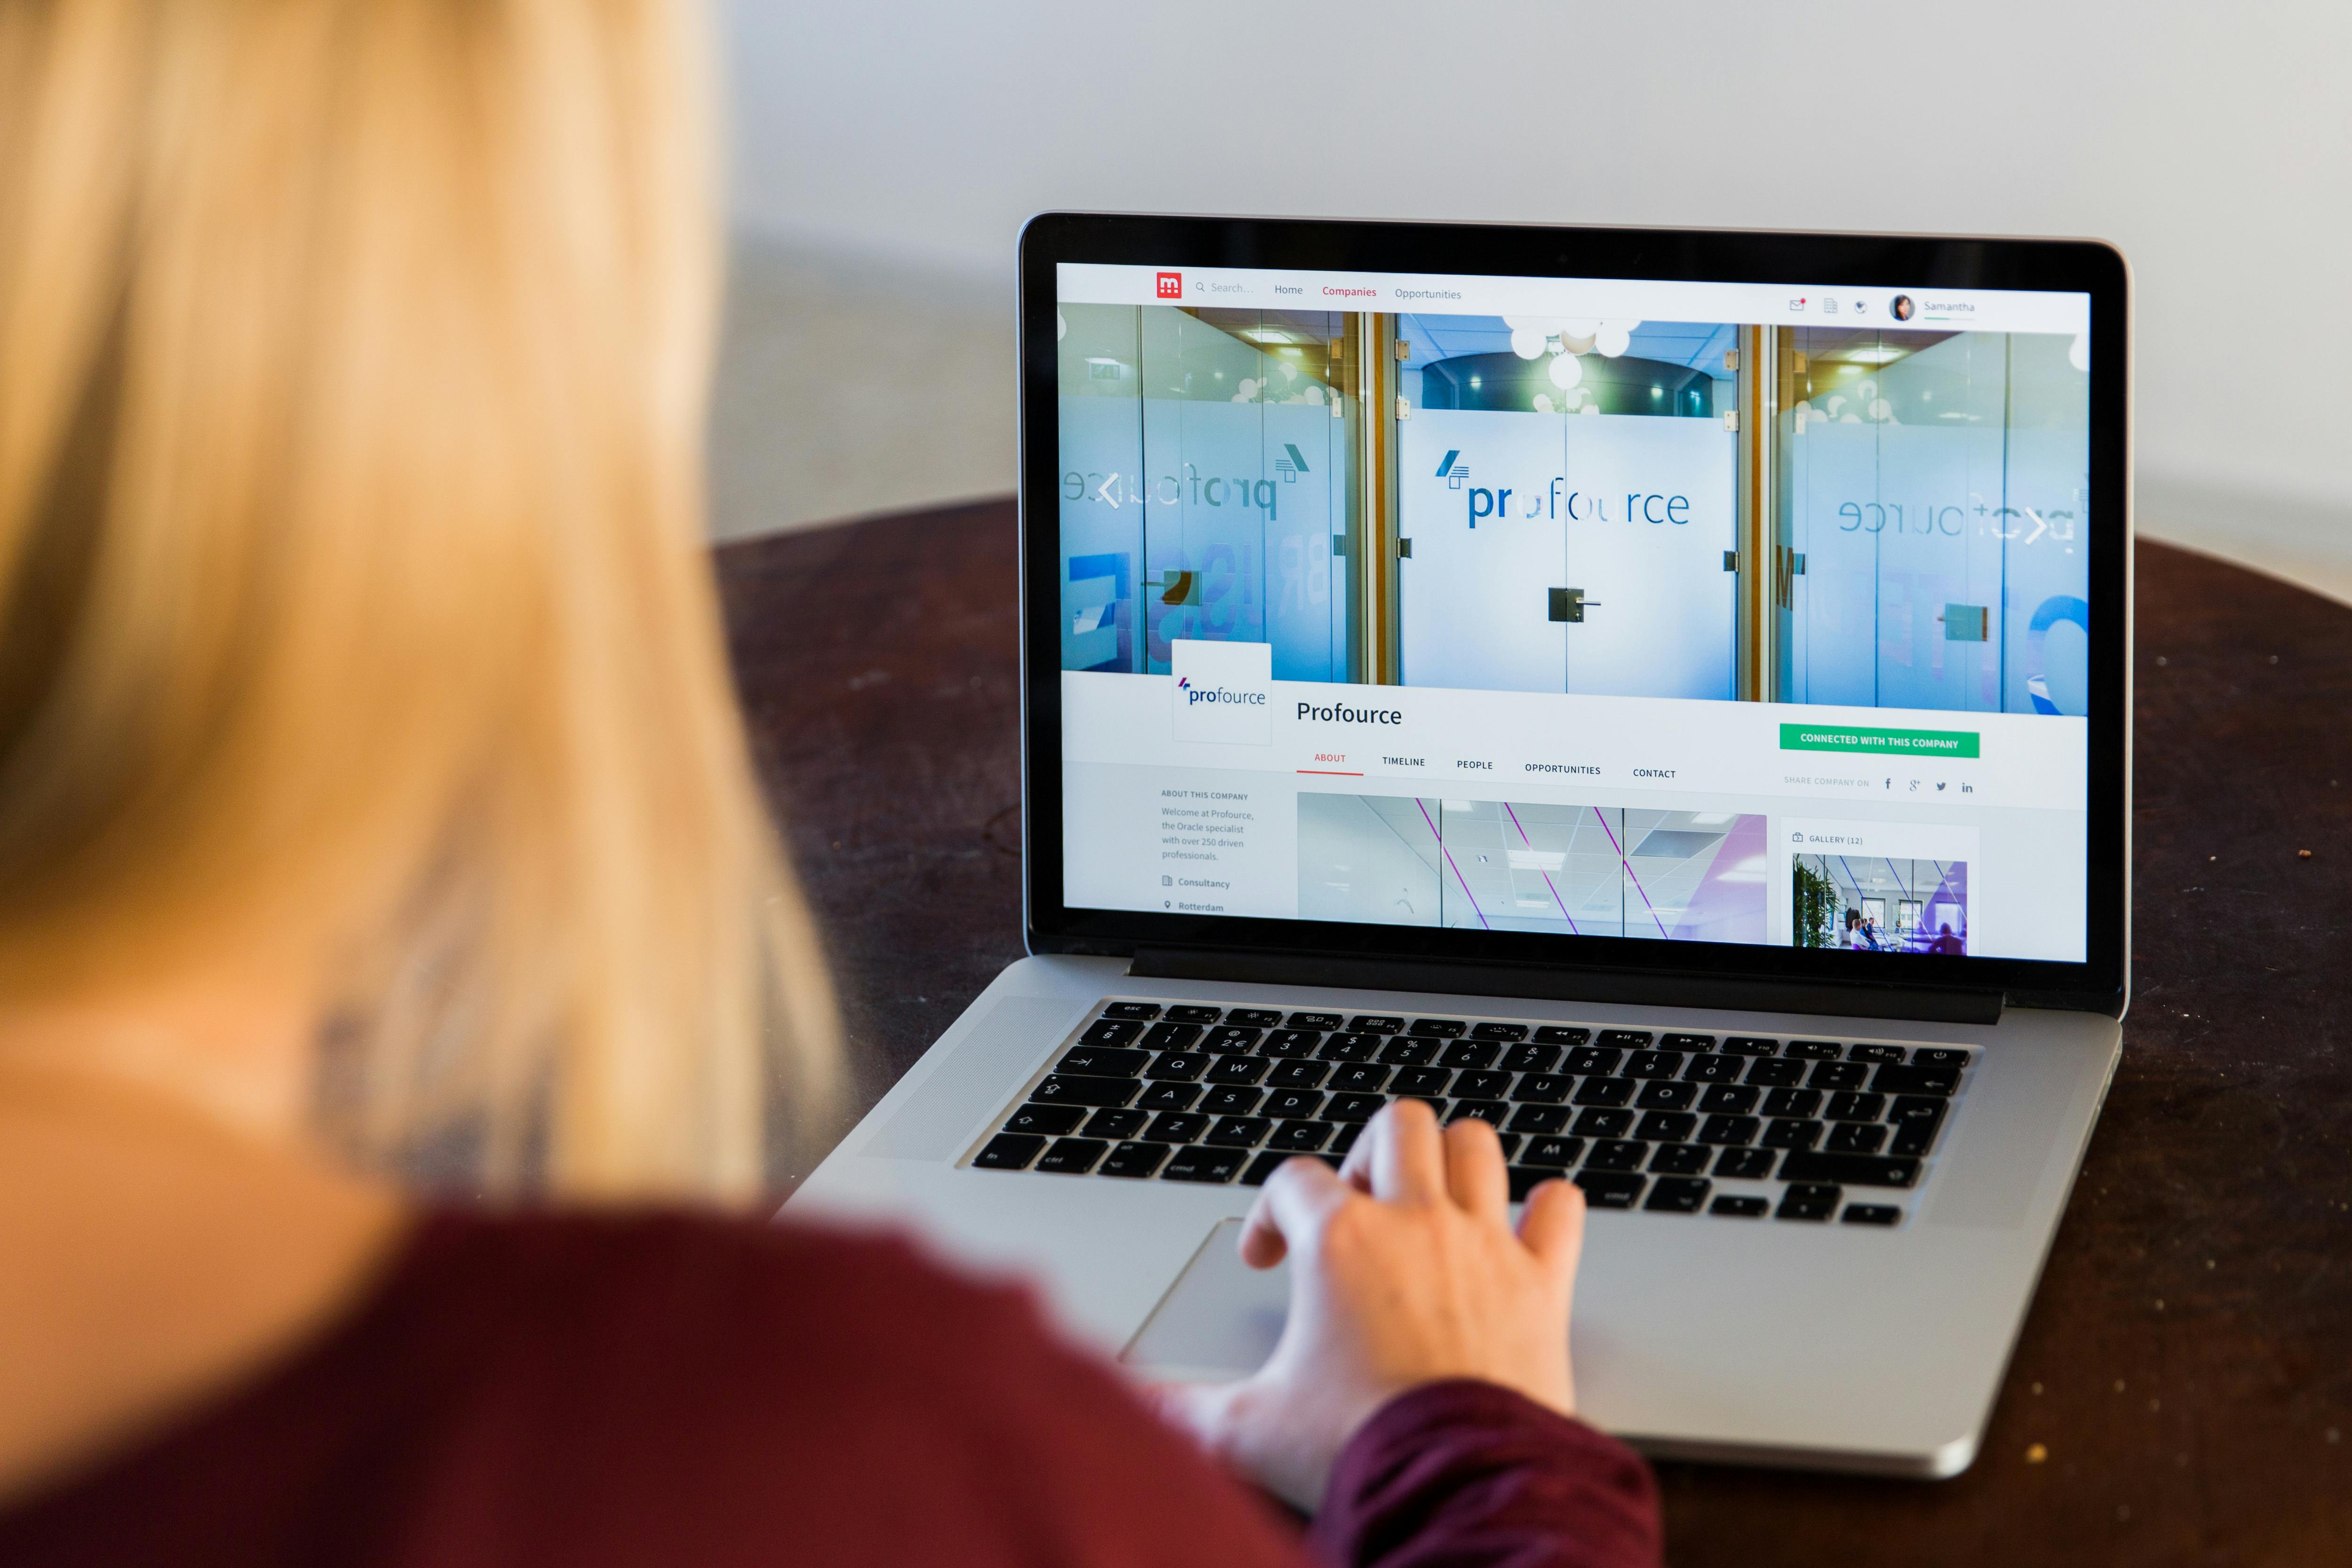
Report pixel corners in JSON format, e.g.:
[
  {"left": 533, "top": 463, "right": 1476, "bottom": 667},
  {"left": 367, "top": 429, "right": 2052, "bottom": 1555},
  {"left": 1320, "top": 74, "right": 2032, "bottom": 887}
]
[
  {"left": 1503, "top": 802, "right": 1579, "bottom": 934},
  {"left": 1593, "top": 809, "right": 1670, "bottom": 940},
  {"left": 1416, "top": 798, "right": 1489, "bottom": 931}
]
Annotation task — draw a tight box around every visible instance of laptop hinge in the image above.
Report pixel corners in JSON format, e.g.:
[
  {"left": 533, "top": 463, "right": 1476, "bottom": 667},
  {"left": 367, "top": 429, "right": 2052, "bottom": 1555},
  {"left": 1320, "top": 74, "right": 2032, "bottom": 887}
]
[{"left": 1128, "top": 948, "right": 2004, "bottom": 1027}]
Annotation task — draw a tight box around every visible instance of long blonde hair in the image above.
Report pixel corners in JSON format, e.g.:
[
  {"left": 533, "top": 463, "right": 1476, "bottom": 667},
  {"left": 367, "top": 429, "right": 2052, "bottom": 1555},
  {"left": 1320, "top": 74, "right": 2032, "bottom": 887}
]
[{"left": 0, "top": 0, "right": 835, "bottom": 1199}]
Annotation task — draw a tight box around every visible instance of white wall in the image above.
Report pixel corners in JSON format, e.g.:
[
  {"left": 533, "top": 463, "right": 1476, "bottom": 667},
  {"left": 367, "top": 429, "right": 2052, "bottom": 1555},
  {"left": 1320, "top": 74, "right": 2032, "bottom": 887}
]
[{"left": 719, "top": 0, "right": 2352, "bottom": 546}]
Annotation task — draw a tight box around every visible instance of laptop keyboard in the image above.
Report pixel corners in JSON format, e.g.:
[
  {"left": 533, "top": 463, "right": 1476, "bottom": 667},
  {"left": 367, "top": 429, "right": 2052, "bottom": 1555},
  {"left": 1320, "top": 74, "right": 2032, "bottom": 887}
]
[{"left": 966, "top": 999, "right": 1973, "bottom": 1226}]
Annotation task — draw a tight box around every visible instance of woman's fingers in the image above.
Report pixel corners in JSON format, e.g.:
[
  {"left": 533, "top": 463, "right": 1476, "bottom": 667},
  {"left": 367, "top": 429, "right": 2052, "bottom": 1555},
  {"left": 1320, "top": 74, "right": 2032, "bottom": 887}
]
[
  {"left": 1443, "top": 1115, "right": 1510, "bottom": 1223},
  {"left": 1239, "top": 1153, "right": 1349, "bottom": 1268},
  {"left": 1364, "top": 1098, "right": 1448, "bottom": 1204},
  {"left": 1516, "top": 1174, "right": 1587, "bottom": 1284}
]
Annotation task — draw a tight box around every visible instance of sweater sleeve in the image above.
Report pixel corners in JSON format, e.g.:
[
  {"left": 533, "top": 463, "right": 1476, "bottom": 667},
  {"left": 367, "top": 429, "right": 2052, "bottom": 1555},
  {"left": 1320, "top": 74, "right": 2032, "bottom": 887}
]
[{"left": 1306, "top": 1381, "right": 1662, "bottom": 1568}]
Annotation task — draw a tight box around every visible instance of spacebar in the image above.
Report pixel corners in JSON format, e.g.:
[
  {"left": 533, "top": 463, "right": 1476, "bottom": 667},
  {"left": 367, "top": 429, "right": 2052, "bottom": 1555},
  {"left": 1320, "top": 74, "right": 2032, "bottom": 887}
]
[{"left": 1776, "top": 1152, "right": 1921, "bottom": 1188}]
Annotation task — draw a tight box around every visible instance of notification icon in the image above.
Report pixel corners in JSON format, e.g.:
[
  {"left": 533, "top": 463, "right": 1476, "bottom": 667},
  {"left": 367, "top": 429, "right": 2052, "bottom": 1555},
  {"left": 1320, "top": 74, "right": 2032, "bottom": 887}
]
[{"left": 1156, "top": 271, "right": 1182, "bottom": 299}]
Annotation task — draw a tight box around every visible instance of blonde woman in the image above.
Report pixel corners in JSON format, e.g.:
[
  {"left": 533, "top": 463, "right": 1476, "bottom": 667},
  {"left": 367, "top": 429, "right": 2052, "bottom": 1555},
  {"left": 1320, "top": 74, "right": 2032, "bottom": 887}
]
[{"left": 0, "top": 3, "right": 1660, "bottom": 1564}]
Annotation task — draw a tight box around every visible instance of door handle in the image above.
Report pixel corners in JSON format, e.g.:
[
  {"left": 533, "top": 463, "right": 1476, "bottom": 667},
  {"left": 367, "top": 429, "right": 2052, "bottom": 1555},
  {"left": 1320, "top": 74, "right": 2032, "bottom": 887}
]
[{"left": 1548, "top": 587, "right": 1601, "bottom": 624}]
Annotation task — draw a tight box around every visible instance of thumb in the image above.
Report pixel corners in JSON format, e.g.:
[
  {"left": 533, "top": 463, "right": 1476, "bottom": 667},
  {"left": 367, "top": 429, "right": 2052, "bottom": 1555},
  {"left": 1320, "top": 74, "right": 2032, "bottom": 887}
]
[{"left": 1146, "top": 1377, "right": 1248, "bottom": 1451}]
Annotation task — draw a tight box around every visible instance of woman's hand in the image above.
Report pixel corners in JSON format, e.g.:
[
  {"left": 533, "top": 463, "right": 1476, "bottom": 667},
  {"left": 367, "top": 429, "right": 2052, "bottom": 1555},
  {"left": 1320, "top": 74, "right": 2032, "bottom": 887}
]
[{"left": 1159, "top": 1099, "right": 1585, "bottom": 1508}]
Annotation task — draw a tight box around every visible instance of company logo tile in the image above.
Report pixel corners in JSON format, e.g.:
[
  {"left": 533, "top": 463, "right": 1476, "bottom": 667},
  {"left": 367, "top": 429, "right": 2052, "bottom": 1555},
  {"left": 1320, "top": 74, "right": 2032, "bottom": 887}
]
[
  {"left": 1156, "top": 271, "right": 1183, "bottom": 300},
  {"left": 1170, "top": 638, "right": 1271, "bottom": 745}
]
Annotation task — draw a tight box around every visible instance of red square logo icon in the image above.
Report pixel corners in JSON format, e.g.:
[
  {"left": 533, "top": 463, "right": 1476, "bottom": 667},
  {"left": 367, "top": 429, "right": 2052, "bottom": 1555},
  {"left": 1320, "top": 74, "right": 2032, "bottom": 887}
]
[{"left": 1155, "top": 271, "right": 1182, "bottom": 300}]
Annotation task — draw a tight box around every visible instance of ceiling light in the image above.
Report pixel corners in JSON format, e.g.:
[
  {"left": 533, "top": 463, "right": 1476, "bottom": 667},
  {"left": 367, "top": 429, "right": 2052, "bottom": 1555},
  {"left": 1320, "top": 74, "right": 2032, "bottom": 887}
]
[
  {"left": 1510, "top": 326, "right": 1547, "bottom": 359},
  {"left": 1595, "top": 323, "right": 1633, "bottom": 357},
  {"left": 1548, "top": 352, "right": 1583, "bottom": 389}
]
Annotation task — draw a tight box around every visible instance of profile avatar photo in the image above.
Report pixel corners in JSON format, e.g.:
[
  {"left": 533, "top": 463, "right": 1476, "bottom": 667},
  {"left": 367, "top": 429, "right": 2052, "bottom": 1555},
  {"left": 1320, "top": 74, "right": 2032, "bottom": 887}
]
[{"left": 1890, "top": 294, "right": 1915, "bottom": 321}]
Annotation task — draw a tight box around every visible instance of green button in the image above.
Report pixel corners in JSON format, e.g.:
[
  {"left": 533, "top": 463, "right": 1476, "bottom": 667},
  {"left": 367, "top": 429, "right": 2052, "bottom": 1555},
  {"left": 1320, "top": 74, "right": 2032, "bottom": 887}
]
[{"left": 1779, "top": 723, "right": 1980, "bottom": 759}]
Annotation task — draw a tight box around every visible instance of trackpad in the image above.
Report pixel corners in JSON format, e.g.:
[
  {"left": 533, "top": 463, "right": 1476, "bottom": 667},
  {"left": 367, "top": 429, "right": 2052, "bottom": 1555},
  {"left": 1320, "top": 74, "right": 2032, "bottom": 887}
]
[{"left": 1120, "top": 1219, "right": 1291, "bottom": 1381}]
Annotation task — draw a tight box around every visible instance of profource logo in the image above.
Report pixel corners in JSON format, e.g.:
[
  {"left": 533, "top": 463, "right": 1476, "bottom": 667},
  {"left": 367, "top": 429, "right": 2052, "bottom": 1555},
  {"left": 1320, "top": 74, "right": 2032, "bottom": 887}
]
[{"left": 1170, "top": 639, "right": 1271, "bottom": 745}]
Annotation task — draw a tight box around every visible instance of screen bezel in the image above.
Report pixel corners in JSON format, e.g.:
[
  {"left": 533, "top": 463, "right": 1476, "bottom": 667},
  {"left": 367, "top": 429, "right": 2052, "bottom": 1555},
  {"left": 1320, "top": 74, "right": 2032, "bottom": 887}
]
[{"left": 1017, "top": 212, "right": 2130, "bottom": 1017}]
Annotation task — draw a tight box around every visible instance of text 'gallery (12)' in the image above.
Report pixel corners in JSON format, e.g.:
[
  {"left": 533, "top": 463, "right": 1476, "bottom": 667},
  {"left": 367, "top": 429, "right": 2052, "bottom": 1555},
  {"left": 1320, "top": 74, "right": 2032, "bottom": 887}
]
[{"left": 1056, "top": 300, "right": 2090, "bottom": 717}]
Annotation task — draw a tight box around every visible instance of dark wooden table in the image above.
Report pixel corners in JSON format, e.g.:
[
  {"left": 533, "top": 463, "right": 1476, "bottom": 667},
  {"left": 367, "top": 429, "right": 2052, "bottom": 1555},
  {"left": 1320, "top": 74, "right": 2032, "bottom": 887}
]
[{"left": 718, "top": 499, "right": 2352, "bottom": 1566}]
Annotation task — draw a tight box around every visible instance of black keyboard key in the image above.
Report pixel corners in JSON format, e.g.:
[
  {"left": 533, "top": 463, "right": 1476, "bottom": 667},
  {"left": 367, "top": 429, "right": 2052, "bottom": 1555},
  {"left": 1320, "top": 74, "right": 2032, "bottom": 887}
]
[
  {"left": 1287, "top": 1012, "right": 1344, "bottom": 1030},
  {"left": 1824, "top": 1091, "right": 1886, "bottom": 1122},
  {"left": 1521, "top": 1135, "right": 1585, "bottom": 1169},
  {"left": 1574, "top": 1171, "right": 1645, "bottom": 1208},
  {"left": 1574, "top": 1077, "right": 1634, "bottom": 1107},
  {"left": 1446, "top": 1100, "right": 1508, "bottom": 1128},
  {"left": 1565, "top": 1046, "right": 1622, "bottom": 1074},
  {"left": 1572, "top": 1107, "right": 1635, "bottom": 1138},
  {"left": 1501, "top": 1043, "right": 1563, "bottom": 1073},
  {"left": 1621, "top": 1050, "right": 1684, "bottom": 1079},
  {"left": 1872, "top": 1063, "right": 1962, "bottom": 1096},
  {"left": 1380, "top": 1037, "right": 1442, "bottom": 1066},
  {"left": 1269, "top": 1119, "right": 1332, "bottom": 1151},
  {"left": 1329, "top": 1063, "right": 1392, "bottom": 1095},
  {"left": 1324, "top": 1093, "right": 1386, "bottom": 1123},
  {"left": 1648, "top": 1142, "right": 1710, "bottom": 1176},
  {"left": 1534, "top": 1026, "right": 1591, "bottom": 1046},
  {"left": 1057, "top": 1046, "right": 1151, "bottom": 1078},
  {"left": 1848, "top": 1044, "right": 1906, "bottom": 1064},
  {"left": 1508, "top": 1166, "right": 1565, "bottom": 1202},
  {"left": 1778, "top": 1182, "right": 1840, "bottom": 1220},
  {"left": 1328, "top": 1123, "right": 1364, "bottom": 1156},
  {"left": 1083, "top": 1107, "right": 1147, "bottom": 1139},
  {"left": 1320, "top": 1032, "right": 1383, "bottom": 1062},
  {"left": 1826, "top": 1122, "right": 1889, "bottom": 1154},
  {"left": 1200, "top": 1026, "right": 1262, "bottom": 1054},
  {"left": 1206, "top": 1116, "right": 1272, "bottom": 1148},
  {"left": 1745, "top": 1058, "right": 1805, "bottom": 1087},
  {"left": 1720, "top": 1036, "right": 1778, "bottom": 1055},
  {"left": 1645, "top": 1175, "right": 1711, "bottom": 1212},
  {"left": 1762, "top": 1087, "right": 1823, "bottom": 1118},
  {"left": 1635, "top": 1081, "right": 1698, "bottom": 1112},
  {"left": 1226, "top": 1008, "right": 1284, "bottom": 1028},
  {"left": 1710, "top": 1195, "right": 1770, "bottom": 1217},
  {"left": 1440, "top": 1040, "right": 1501, "bottom": 1069},
  {"left": 1635, "top": 1111, "right": 1697, "bottom": 1143},
  {"left": 1699, "top": 1084, "right": 1760, "bottom": 1115},
  {"left": 1261, "top": 1089, "right": 1325, "bottom": 1120},
  {"left": 1889, "top": 1094, "right": 1947, "bottom": 1125},
  {"left": 1141, "top": 1022, "right": 1203, "bottom": 1053},
  {"left": 1410, "top": 1018, "right": 1468, "bottom": 1037},
  {"left": 1696, "top": 1114, "right": 1761, "bottom": 1146},
  {"left": 1472, "top": 1022, "right": 1530, "bottom": 1041},
  {"left": 1777, "top": 1152, "right": 1921, "bottom": 1188},
  {"left": 1912, "top": 1048, "right": 1968, "bottom": 1069},
  {"left": 1596, "top": 1029, "right": 1653, "bottom": 1049},
  {"left": 1809, "top": 1061, "right": 1869, "bottom": 1092},
  {"left": 974, "top": 1133, "right": 1045, "bottom": 1170},
  {"left": 1786, "top": 1040, "right": 1843, "bottom": 1061},
  {"left": 1166, "top": 1005, "right": 1222, "bottom": 1024},
  {"left": 1843, "top": 1204, "right": 1903, "bottom": 1226},
  {"left": 1260, "top": 1029, "right": 1324, "bottom": 1059},
  {"left": 1031, "top": 1074, "right": 1141, "bottom": 1108},
  {"left": 1162, "top": 1145, "right": 1245, "bottom": 1183},
  {"left": 1268, "top": 1061, "right": 1330, "bottom": 1090},
  {"left": 1760, "top": 1118, "right": 1822, "bottom": 1151},
  {"left": 1887, "top": 1097, "right": 1948, "bottom": 1156},
  {"left": 1033, "top": 1137, "right": 1107, "bottom": 1174},
  {"left": 1508, "top": 1104, "right": 1571, "bottom": 1134},
  {"left": 1142, "top": 1112, "right": 1208, "bottom": 1143},
  {"left": 1137, "top": 1082, "right": 1201, "bottom": 1112},
  {"left": 1889, "top": 1122, "right": 1940, "bottom": 1157},
  {"left": 1080, "top": 1018, "right": 1145, "bottom": 1047},
  {"left": 1147, "top": 1053, "right": 1211, "bottom": 1082},
  {"left": 1452, "top": 1069, "right": 1511, "bottom": 1101},
  {"left": 1207, "top": 1055, "right": 1270, "bottom": 1085},
  {"left": 1660, "top": 1033, "right": 1716, "bottom": 1051},
  {"left": 1199, "top": 1086, "right": 1263, "bottom": 1117},
  {"left": 1494, "top": 1133, "right": 1523, "bottom": 1159},
  {"left": 1586, "top": 1139, "right": 1648, "bottom": 1172},
  {"left": 1103, "top": 1002, "right": 1161, "bottom": 1020},
  {"left": 1003, "top": 1104, "right": 1087, "bottom": 1137},
  {"left": 1683, "top": 1053, "right": 1745, "bottom": 1084},
  {"left": 1391, "top": 1065, "right": 1452, "bottom": 1097},
  {"left": 1349, "top": 1014, "right": 1406, "bottom": 1033},
  {"left": 1099, "top": 1141, "right": 1168, "bottom": 1178},
  {"left": 1511, "top": 1073, "right": 1573, "bottom": 1103},
  {"left": 1714, "top": 1147, "right": 1775, "bottom": 1179},
  {"left": 1240, "top": 1150, "right": 1320, "bottom": 1186}
]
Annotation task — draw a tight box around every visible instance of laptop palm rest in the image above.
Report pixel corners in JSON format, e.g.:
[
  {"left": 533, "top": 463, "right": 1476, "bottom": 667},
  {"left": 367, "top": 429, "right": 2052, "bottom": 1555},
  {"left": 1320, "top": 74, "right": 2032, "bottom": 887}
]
[{"left": 1120, "top": 1219, "right": 1289, "bottom": 1382}]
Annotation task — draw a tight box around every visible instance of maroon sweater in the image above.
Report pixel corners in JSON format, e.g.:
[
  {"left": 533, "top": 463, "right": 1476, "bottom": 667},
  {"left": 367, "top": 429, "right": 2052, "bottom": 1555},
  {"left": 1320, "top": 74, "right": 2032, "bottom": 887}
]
[{"left": 0, "top": 1212, "right": 1661, "bottom": 1567}]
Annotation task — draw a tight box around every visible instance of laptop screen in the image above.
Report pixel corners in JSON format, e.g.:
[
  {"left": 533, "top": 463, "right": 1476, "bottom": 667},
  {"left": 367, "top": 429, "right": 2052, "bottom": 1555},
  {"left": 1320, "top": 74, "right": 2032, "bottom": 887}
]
[{"left": 1047, "top": 257, "right": 2095, "bottom": 969}]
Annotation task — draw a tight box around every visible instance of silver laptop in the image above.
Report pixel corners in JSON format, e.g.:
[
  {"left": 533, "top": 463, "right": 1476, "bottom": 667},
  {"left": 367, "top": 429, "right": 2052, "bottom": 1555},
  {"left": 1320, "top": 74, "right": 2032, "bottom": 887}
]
[{"left": 792, "top": 213, "right": 2130, "bottom": 1478}]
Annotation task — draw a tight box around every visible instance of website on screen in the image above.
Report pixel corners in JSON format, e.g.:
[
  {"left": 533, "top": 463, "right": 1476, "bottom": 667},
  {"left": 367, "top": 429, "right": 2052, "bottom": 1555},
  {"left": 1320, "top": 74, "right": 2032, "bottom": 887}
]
[{"left": 1053, "top": 263, "right": 2092, "bottom": 962}]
